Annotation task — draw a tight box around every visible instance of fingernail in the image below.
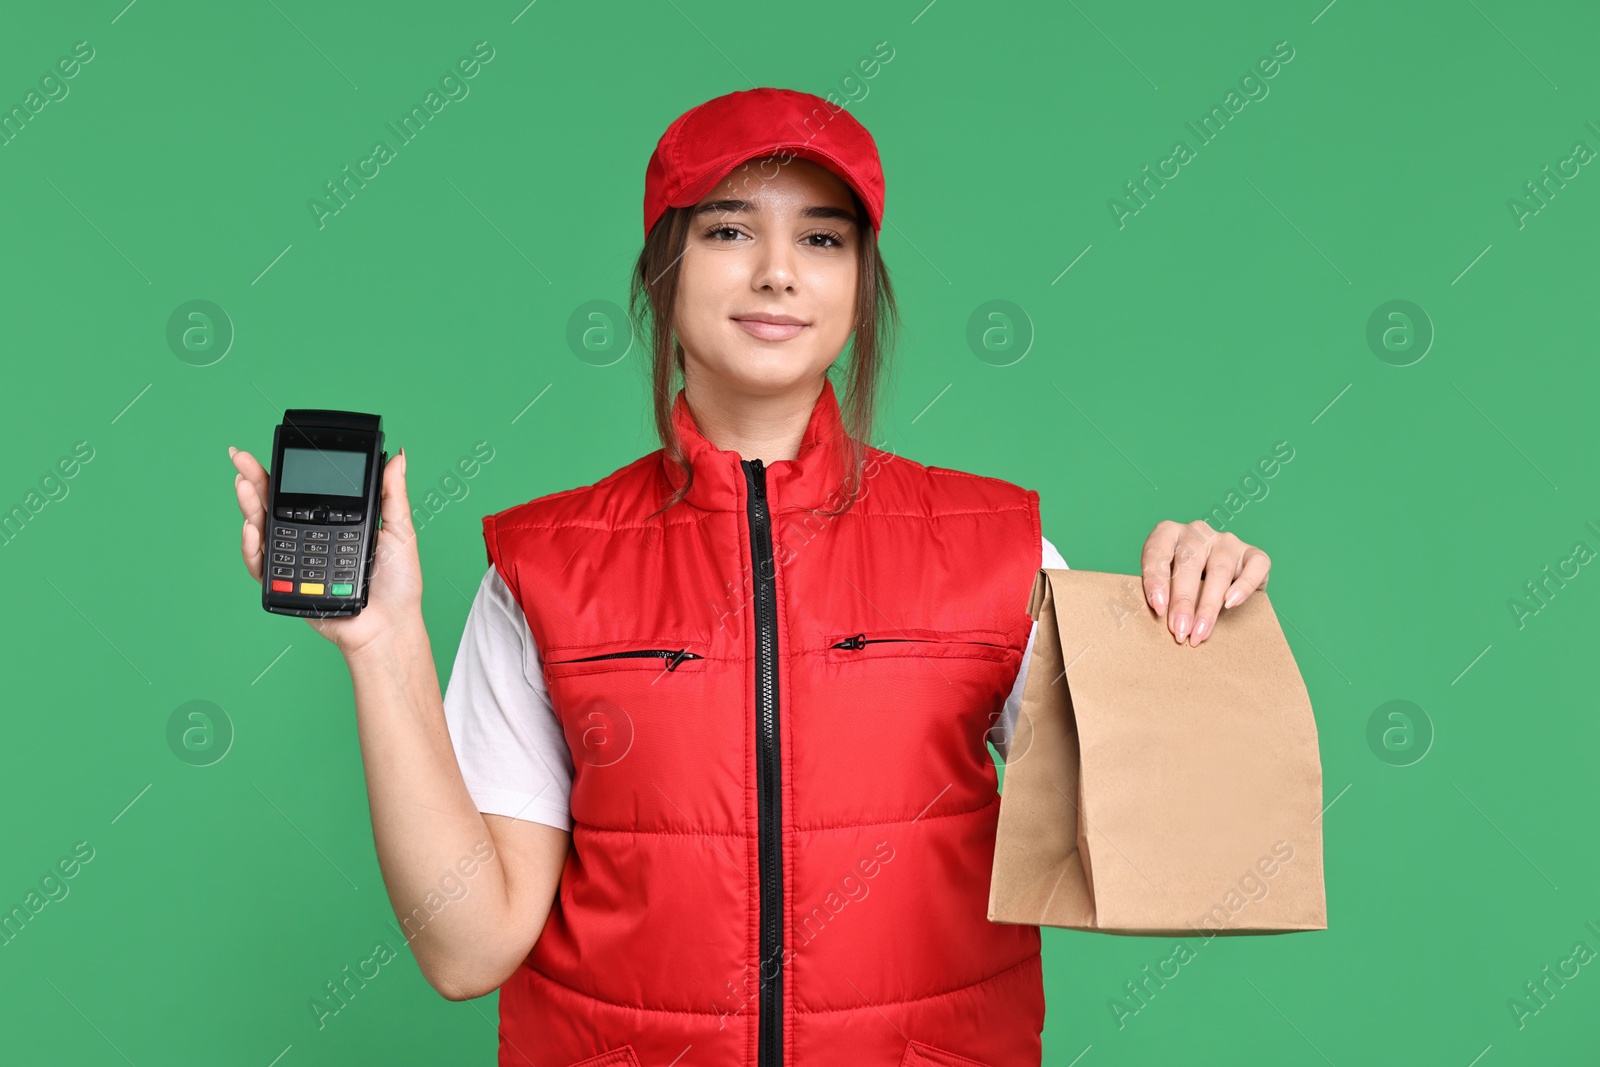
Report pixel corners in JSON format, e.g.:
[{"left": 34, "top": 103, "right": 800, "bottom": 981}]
[
  {"left": 1174, "top": 612, "right": 1190, "bottom": 640},
  {"left": 1150, "top": 587, "right": 1167, "bottom": 611},
  {"left": 1224, "top": 589, "right": 1241, "bottom": 609},
  {"left": 1192, "top": 617, "right": 1209, "bottom": 643},
  {"left": 228, "top": 445, "right": 237, "bottom": 457}
]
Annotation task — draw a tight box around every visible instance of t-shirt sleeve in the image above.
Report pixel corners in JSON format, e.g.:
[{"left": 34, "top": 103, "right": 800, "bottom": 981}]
[
  {"left": 441, "top": 564, "right": 575, "bottom": 830},
  {"left": 994, "top": 533, "right": 1068, "bottom": 764}
]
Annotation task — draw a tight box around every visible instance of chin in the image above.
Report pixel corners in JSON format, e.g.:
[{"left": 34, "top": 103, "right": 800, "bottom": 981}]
[{"left": 714, "top": 355, "right": 826, "bottom": 397}]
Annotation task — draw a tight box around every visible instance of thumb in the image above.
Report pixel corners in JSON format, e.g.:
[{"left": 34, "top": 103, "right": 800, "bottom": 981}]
[{"left": 377, "top": 448, "right": 416, "bottom": 544}]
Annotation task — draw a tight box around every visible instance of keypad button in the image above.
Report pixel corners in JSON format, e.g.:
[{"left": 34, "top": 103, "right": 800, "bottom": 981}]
[
  {"left": 271, "top": 579, "right": 293, "bottom": 592},
  {"left": 301, "top": 569, "right": 326, "bottom": 580},
  {"left": 310, "top": 507, "right": 328, "bottom": 523},
  {"left": 273, "top": 526, "right": 296, "bottom": 538},
  {"left": 327, "top": 510, "right": 346, "bottom": 522},
  {"left": 305, "top": 529, "right": 330, "bottom": 541},
  {"left": 303, "top": 543, "right": 329, "bottom": 555},
  {"left": 333, "top": 570, "right": 355, "bottom": 581},
  {"left": 271, "top": 565, "right": 293, "bottom": 578},
  {"left": 335, "top": 544, "right": 358, "bottom": 555},
  {"left": 273, "top": 552, "right": 295, "bottom": 565},
  {"left": 273, "top": 539, "right": 296, "bottom": 551},
  {"left": 292, "top": 509, "right": 311, "bottom": 521},
  {"left": 345, "top": 511, "right": 363, "bottom": 523},
  {"left": 300, "top": 556, "right": 321, "bottom": 567},
  {"left": 336, "top": 531, "right": 360, "bottom": 541},
  {"left": 331, "top": 583, "right": 354, "bottom": 596},
  {"left": 299, "top": 582, "right": 325, "bottom": 595}
]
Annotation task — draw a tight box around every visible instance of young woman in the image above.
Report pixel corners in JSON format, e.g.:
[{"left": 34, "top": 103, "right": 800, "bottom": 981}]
[{"left": 230, "top": 88, "right": 1270, "bottom": 1067}]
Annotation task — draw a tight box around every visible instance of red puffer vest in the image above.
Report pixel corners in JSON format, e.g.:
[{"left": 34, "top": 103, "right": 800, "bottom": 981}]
[{"left": 482, "top": 378, "right": 1045, "bottom": 1067}]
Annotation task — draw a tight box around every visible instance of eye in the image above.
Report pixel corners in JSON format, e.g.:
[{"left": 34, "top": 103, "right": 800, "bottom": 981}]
[
  {"left": 702, "top": 224, "right": 748, "bottom": 241},
  {"left": 804, "top": 230, "right": 845, "bottom": 249}
]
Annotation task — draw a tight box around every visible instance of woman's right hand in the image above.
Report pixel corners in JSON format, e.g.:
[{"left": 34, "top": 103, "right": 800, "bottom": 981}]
[{"left": 230, "top": 445, "right": 423, "bottom": 660}]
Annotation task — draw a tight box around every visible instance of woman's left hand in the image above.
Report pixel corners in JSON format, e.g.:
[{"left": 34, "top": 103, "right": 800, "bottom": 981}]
[{"left": 1139, "top": 520, "right": 1272, "bottom": 646}]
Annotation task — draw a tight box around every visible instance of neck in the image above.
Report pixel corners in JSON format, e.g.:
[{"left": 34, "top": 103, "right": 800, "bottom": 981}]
[{"left": 680, "top": 376, "right": 826, "bottom": 464}]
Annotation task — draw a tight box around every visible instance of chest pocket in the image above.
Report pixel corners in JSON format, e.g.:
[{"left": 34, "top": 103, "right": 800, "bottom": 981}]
[
  {"left": 540, "top": 637, "right": 714, "bottom": 770},
  {"left": 538, "top": 636, "right": 744, "bottom": 831},
  {"left": 819, "top": 624, "right": 1020, "bottom": 765},
  {"left": 783, "top": 621, "right": 1023, "bottom": 828}
]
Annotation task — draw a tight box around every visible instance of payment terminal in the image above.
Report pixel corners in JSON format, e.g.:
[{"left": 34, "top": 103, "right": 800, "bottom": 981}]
[{"left": 261, "top": 409, "right": 385, "bottom": 618}]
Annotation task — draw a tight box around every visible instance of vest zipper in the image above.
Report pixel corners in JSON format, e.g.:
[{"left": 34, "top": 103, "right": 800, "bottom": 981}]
[
  {"left": 543, "top": 648, "right": 702, "bottom": 671},
  {"left": 742, "top": 457, "right": 783, "bottom": 1067}
]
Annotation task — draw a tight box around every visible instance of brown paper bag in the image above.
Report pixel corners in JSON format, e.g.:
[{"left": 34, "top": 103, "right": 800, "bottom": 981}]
[{"left": 988, "top": 569, "right": 1327, "bottom": 935}]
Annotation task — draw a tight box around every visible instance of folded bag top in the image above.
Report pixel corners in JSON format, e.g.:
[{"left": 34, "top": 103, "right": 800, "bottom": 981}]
[{"left": 988, "top": 569, "right": 1327, "bottom": 936}]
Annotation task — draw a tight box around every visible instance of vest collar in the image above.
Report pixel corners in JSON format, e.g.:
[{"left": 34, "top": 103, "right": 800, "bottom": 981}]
[{"left": 663, "top": 377, "right": 853, "bottom": 513}]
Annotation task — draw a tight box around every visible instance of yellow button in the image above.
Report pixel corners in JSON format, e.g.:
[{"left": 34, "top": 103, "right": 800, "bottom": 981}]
[{"left": 299, "top": 582, "right": 325, "bottom": 595}]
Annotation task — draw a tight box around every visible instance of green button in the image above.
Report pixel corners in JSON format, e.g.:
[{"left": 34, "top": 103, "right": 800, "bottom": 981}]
[{"left": 331, "top": 583, "right": 354, "bottom": 596}]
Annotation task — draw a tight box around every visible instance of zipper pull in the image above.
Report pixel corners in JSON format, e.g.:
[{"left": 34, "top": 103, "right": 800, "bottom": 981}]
[
  {"left": 834, "top": 633, "right": 867, "bottom": 650},
  {"left": 665, "top": 648, "right": 691, "bottom": 671}
]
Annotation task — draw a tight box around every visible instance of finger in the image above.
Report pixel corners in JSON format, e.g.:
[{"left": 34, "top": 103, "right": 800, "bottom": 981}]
[
  {"left": 229, "top": 446, "right": 270, "bottom": 509},
  {"left": 234, "top": 469, "right": 267, "bottom": 583},
  {"left": 241, "top": 517, "right": 263, "bottom": 583},
  {"left": 1189, "top": 538, "right": 1245, "bottom": 646},
  {"left": 1166, "top": 522, "right": 1216, "bottom": 643},
  {"left": 371, "top": 449, "right": 414, "bottom": 572},
  {"left": 1138, "top": 520, "right": 1182, "bottom": 616},
  {"left": 234, "top": 465, "right": 266, "bottom": 526},
  {"left": 1221, "top": 549, "right": 1272, "bottom": 610}
]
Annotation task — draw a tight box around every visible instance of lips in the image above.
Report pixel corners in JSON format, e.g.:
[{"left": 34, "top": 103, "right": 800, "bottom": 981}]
[{"left": 732, "top": 315, "right": 808, "bottom": 342}]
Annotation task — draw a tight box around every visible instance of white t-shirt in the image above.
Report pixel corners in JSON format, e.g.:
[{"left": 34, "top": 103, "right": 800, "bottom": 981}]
[{"left": 441, "top": 534, "right": 1069, "bottom": 831}]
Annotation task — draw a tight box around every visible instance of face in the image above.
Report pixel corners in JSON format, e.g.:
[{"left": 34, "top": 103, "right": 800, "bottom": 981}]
[{"left": 673, "top": 156, "right": 861, "bottom": 399}]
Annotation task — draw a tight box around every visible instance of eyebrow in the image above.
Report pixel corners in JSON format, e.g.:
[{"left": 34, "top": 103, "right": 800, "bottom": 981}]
[{"left": 692, "top": 199, "right": 859, "bottom": 225}]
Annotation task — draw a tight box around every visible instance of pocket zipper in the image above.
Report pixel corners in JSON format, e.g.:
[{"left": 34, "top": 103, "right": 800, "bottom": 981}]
[
  {"left": 546, "top": 648, "right": 702, "bottom": 671},
  {"left": 831, "top": 633, "right": 1007, "bottom": 651}
]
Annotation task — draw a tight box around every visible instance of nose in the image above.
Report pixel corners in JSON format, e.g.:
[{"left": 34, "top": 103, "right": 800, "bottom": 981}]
[{"left": 751, "top": 234, "right": 798, "bottom": 294}]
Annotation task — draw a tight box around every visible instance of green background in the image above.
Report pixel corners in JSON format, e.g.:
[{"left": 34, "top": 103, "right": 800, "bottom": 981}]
[{"left": 2, "top": 0, "right": 1596, "bottom": 1063}]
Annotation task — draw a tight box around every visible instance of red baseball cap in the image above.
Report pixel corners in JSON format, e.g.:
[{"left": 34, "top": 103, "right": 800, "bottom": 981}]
[{"left": 642, "top": 87, "right": 886, "bottom": 241}]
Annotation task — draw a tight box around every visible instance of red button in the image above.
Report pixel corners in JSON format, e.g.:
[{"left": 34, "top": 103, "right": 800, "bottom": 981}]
[{"left": 271, "top": 580, "right": 293, "bottom": 592}]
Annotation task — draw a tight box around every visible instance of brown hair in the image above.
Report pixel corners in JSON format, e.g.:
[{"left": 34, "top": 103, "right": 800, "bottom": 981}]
[{"left": 629, "top": 181, "right": 899, "bottom": 520}]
